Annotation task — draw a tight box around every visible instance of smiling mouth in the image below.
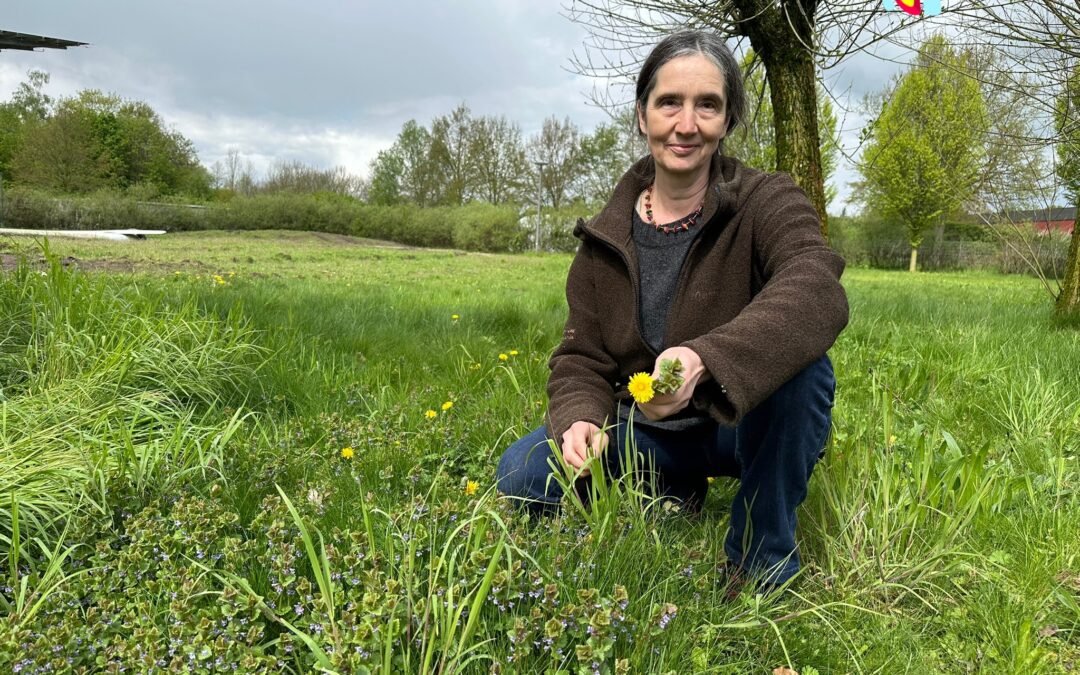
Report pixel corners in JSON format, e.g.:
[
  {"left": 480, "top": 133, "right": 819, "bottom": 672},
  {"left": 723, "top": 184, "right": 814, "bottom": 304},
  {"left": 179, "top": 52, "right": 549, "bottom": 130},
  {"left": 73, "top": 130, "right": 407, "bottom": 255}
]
[{"left": 668, "top": 144, "right": 699, "bottom": 154}]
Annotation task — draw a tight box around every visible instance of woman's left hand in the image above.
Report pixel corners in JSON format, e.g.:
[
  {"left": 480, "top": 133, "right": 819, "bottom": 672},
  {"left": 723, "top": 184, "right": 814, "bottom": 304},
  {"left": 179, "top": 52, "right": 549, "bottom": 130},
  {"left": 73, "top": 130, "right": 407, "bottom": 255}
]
[{"left": 638, "top": 346, "right": 711, "bottom": 421}]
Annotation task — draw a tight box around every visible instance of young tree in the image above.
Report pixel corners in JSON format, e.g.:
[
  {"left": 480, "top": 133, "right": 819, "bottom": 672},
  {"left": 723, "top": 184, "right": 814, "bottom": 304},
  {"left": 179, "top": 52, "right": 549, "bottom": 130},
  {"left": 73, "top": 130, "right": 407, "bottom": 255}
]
[
  {"left": 858, "top": 36, "right": 990, "bottom": 272},
  {"left": 529, "top": 116, "right": 582, "bottom": 209},
  {"left": 576, "top": 107, "right": 644, "bottom": 206},
  {"left": 0, "top": 70, "right": 52, "bottom": 180},
  {"left": 366, "top": 120, "right": 442, "bottom": 205},
  {"left": 429, "top": 103, "right": 474, "bottom": 205},
  {"left": 467, "top": 115, "right": 529, "bottom": 204},
  {"left": 366, "top": 147, "right": 406, "bottom": 205}
]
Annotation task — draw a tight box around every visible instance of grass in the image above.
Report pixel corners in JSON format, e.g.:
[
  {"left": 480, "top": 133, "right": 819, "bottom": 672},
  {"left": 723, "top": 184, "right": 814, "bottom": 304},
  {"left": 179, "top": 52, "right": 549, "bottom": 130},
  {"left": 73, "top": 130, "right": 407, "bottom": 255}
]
[{"left": 0, "top": 230, "right": 1077, "bottom": 673}]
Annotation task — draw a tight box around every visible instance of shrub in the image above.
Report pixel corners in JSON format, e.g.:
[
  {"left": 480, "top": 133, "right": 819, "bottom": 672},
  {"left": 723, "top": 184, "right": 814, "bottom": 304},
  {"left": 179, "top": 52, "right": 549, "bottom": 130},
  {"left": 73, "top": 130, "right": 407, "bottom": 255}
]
[
  {"left": 541, "top": 203, "right": 596, "bottom": 253},
  {"left": 451, "top": 202, "right": 527, "bottom": 252}
]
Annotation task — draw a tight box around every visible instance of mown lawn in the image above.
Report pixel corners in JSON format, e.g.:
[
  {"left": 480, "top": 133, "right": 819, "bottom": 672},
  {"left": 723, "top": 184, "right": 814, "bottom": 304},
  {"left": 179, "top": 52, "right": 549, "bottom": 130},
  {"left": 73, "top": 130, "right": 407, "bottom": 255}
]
[{"left": 1, "top": 231, "right": 1077, "bottom": 673}]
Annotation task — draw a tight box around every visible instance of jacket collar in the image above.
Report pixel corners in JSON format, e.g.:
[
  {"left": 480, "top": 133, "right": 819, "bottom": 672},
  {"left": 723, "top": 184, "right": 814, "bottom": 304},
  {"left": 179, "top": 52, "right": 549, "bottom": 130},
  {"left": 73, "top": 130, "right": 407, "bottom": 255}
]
[{"left": 575, "top": 152, "right": 746, "bottom": 250}]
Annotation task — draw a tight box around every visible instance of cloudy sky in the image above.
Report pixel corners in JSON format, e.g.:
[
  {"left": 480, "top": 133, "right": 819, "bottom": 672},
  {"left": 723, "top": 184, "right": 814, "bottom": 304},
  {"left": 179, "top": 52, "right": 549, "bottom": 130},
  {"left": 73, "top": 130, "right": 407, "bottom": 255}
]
[{"left": 2, "top": 1, "right": 924, "bottom": 212}]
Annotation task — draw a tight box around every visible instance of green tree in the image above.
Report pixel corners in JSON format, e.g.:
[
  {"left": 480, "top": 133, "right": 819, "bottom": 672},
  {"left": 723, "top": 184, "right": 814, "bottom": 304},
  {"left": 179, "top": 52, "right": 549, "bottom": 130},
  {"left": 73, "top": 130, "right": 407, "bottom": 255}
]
[
  {"left": 858, "top": 36, "right": 990, "bottom": 272},
  {"left": 429, "top": 104, "right": 473, "bottom": 205},
  {"left": 529, "top": 116, "right": 582, "bottom": 209},
  {"left": 9, "top": 88, "right": 210, "bottom": 195},
  {"left": 576, "top": 108, "right": 644, "bottom": 206},
  {"left": 366, "top": 147, "right": 406, "bottom": 205},
  {"left": 1055, "top": 63, "right": 1080, "bottom": 316},
  {"left": 467, "top": 114, "right": 528, "bottom": 204},
  {"left": 366, "top": 120, "right": 442, "bottom": 206},
  {"left": 12, "top": 104, "right": 107, "bottom": 192},
  {"left": 0, "top": 70, "right": 52, "bottom": 181}
]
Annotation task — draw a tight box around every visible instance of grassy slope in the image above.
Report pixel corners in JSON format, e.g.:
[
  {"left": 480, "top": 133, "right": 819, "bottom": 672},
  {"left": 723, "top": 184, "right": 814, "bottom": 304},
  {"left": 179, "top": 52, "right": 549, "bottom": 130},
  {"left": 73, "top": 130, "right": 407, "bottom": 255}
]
[{"left": 2, "top": 231, "right": 1078, "bottom": 673}]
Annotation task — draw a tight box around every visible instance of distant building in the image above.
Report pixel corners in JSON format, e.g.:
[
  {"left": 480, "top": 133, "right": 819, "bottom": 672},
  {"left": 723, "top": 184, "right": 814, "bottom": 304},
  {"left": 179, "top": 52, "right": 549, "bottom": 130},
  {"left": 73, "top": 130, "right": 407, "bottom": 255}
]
[{"left": 999, "top": 207, "right": 1075, "bottom": 235}]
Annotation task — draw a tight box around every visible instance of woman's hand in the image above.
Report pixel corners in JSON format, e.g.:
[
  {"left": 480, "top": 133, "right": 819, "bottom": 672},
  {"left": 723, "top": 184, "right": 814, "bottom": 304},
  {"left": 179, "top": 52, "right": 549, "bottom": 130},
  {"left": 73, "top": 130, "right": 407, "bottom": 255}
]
[
  {"left": 561, "top": 421, "right": 609, "bottom": 477},
  {"left": 638, "top": 346, "right": 711, "bottom": 421}
]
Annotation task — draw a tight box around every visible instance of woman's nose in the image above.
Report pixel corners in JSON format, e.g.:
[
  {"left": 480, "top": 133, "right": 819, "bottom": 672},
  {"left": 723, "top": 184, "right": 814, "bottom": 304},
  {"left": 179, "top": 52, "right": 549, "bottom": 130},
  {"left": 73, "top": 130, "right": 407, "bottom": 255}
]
[{"left": 675, "top": 105, "right": 697, "bottom": 134}]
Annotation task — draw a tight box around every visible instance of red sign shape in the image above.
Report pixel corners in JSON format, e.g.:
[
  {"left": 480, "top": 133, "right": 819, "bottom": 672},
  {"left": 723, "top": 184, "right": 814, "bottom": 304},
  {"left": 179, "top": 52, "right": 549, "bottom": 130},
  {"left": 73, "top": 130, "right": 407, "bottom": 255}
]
[{"left": 895, "top": 0, "right": 922, "bottom": 15}]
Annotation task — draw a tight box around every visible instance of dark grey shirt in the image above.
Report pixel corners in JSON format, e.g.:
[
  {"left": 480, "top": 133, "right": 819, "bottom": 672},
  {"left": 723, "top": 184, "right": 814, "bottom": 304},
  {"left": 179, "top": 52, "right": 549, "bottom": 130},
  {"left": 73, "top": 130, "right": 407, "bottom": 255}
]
[{"left": 616, "top": 208, "right": 712, "bottom": 430}]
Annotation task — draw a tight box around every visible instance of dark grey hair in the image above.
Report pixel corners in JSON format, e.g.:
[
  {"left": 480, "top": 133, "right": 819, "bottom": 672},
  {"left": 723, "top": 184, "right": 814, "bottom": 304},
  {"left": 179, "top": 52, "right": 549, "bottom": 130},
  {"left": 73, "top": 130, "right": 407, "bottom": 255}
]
[{"left": 635, "top": 30, "right": 746, "bottom": 153}]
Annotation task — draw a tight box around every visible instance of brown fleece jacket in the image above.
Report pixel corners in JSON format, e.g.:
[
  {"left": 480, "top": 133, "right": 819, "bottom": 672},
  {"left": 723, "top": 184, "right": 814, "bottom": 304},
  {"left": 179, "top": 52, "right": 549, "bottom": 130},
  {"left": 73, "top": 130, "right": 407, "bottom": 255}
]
[{"left": 544, "top": 153, "right": 849, "bottom": 442}]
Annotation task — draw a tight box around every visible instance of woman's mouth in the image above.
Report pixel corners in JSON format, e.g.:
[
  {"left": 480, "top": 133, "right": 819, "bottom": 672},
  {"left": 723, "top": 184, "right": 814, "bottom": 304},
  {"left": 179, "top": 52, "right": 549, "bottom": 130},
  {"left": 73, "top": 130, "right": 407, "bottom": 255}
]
[{"left": 668, "top": 144, "right": 699, "bottom": 156}]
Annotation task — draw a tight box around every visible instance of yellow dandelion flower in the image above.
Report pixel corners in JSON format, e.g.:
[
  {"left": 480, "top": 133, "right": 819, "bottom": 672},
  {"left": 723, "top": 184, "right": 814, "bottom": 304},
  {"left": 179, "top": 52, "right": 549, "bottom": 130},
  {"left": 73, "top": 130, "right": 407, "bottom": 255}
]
[
  {"left": 509, "top": 350, "right": 519, "bottom": 356},
  {"left": 451, "top": 314, "right": 460, "bottom": 321},
  {"left": 212, "top": 274, "right": 226, "bottom": 286},
  {"left": 341, "top": 446, "right": 355, "bottom": 459},
  {"left": 628, "top": 372, "right": 655, "bottom": 404},
  {"left": 425, "top": 409, "right": 437, "bottom": 419},
  {"left": 499, "top": 353, "right": 509, "bottom": 361},
  {"left": 464, "top": 480, "right": 479, "bottom": 496},
  {"left": 888, "top": 435, "right": 897, "bottom": 446},
  {"left": 441, "top": 401, "right": 454, "bottom": 411}
]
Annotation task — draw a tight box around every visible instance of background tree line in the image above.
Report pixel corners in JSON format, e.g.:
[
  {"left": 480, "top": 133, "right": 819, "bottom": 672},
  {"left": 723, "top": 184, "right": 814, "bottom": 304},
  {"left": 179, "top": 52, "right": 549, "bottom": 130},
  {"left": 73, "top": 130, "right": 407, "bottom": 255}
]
[
  {"left": 0, "top": 71, "right": 212, "bottom": 197},
  {"left": 365, "top": 96, "right": 841, "bottom": 211}
]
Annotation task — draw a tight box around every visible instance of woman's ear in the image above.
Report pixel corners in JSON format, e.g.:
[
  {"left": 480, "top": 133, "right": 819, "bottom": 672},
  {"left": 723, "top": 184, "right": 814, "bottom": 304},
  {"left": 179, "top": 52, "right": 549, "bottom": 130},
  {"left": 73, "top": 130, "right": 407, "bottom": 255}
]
[{"left": 636, "top": 103, "right": 647, "bottom": 136}]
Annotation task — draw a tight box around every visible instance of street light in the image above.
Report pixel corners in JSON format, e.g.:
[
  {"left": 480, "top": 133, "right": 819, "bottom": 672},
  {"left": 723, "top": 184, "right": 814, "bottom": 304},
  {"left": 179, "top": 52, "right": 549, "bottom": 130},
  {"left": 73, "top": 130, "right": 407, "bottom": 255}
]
[{"left": 533, "top": 160, "right": 547, "bottom": 252}]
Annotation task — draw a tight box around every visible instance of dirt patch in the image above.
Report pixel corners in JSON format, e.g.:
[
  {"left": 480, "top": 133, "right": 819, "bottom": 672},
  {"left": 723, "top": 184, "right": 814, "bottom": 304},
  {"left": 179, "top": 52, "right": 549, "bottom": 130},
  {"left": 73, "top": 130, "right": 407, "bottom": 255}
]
[{"left": 0, "top": 253, "right": 209, "bottom": 275}]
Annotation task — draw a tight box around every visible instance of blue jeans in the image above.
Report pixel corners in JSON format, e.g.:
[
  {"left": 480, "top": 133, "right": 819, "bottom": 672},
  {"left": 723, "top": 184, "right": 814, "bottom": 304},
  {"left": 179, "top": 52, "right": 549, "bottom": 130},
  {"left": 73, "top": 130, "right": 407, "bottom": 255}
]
[{"left": 496, "top": 355, "right": 835, "bottom": 584}]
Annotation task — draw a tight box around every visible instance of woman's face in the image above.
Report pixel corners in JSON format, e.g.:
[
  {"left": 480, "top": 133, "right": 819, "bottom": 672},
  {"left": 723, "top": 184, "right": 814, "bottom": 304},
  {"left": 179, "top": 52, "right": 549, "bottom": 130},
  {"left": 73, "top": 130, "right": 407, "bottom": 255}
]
[{"left": 638, "top": 53, "right": 728, "bottom": 181}]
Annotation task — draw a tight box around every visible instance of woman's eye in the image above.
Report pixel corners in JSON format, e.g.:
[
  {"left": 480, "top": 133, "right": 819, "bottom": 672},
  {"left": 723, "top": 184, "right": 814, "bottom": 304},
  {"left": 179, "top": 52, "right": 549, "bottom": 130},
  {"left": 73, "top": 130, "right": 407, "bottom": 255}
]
[
  {"left": 658, "top": 98, "right": 679, "bottom": 108},
  {"left": 699, "top": 100, "right": 719, "bottom": 111}
]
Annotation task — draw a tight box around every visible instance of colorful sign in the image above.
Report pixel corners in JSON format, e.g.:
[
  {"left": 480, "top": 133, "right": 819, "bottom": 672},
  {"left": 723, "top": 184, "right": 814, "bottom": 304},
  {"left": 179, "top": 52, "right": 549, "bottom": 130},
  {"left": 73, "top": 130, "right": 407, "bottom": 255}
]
[{"left": 883, "top": 0, "right": 941, "bottom": 16}]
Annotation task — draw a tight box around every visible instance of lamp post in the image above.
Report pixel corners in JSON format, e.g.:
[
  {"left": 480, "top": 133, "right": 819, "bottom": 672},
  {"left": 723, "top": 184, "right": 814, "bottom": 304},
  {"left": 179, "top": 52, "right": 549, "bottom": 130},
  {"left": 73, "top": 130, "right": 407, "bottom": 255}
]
[{"left": 533, "top": 161, "right": 547, "bottom": 252}]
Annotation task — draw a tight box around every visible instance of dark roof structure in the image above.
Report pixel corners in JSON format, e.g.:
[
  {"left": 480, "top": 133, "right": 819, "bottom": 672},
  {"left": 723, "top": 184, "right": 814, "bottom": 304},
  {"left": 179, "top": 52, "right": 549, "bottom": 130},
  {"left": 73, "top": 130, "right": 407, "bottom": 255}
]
[
  {"left": 1001, "top": 207, "right": 1076, "bottom": 223},
  {"left": 0, "top": 30, "right": 87, "bottom": 52}
]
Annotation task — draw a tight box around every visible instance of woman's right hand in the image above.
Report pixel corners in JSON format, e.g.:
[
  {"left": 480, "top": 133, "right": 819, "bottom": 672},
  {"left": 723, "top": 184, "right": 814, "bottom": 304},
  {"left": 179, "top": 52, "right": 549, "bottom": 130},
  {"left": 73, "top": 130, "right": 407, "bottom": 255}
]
[{"left": 561, "top": 421, "right": 609, "bottom": 476}]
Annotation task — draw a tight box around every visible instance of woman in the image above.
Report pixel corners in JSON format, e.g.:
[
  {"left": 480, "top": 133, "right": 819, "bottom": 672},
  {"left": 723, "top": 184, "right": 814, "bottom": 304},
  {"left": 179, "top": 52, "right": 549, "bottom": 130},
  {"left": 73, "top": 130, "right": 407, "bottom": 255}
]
[{"left": 496, "top": 31, "right": 848, "bottom": 588}]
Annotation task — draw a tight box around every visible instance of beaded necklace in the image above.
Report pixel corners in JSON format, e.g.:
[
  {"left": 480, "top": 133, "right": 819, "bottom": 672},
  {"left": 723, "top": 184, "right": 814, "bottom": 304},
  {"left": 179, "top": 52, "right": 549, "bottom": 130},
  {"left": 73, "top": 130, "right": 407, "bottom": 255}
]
[{"left": 642, "top": 184, "right": 704, "bottom": 234}]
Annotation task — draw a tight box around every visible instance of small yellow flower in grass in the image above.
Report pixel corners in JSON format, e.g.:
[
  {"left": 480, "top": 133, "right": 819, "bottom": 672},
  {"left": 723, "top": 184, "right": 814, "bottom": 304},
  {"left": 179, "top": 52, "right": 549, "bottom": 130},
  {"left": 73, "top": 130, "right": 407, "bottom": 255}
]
[
  {"left": 628, "top": 372, "right": 655, "bottom": 404},
  {"left": 509, "top": 350, "right": 519, "bottom": 356},
  {"left": 451, "top": 314, "right": 460, "bottom": 321},
  {"left": 441, "top": 401, "right": 454, "bottom": 411},
  {"left": 425, "top": 409, "right": 437, "bottom": 419},
  {"left": 471, "top": 362, "right": 482, "bottom": 370},
  {"left": 341, "top": 446, "right": 354, "bottom": 459},
  {"left": 464, "top": 480, "right": 479, "bottom": 497},
  {"left": 499, "top": 353, "right": 509, "bottom": 361},
  {"left": 212, "top": 274, "right": 226, "bottom": 286},
  {"left": 888, "top": 434, "right": 897, "bottom": 447}
]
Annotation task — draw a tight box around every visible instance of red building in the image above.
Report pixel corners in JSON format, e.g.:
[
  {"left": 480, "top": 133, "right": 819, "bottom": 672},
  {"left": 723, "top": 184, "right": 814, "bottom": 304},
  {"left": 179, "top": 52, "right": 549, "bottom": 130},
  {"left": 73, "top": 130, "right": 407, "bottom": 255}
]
[{"left": 1002, "top": 207, "right": 1076, "bottom": 235}]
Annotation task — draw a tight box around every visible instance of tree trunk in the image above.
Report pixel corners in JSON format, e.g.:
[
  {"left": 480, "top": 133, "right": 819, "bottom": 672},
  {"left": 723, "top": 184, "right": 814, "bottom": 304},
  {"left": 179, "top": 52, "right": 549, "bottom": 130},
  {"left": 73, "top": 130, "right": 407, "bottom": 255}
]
[
  {"left": 734, "top": 0, "right": 829, "bottom": 240},
  {"left": 1056, "top": 215, "right": 1080, "bottom": 317},
  {"left": 932, "top": 220, "right": 945, "bottom": 270},
  {"left": 909, "top": 246, "right": 919, "bottom": 273}
]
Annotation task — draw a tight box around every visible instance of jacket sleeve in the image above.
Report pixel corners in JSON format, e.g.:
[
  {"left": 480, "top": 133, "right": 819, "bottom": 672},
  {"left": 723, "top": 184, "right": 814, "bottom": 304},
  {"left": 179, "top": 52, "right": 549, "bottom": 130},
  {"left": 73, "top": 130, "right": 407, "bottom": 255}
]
[
  {"left": 681, "top": 173, "right": 849, "bottom": 426},
  {"left": 545, "top": 241, "right": 619, "bottom": 442}
]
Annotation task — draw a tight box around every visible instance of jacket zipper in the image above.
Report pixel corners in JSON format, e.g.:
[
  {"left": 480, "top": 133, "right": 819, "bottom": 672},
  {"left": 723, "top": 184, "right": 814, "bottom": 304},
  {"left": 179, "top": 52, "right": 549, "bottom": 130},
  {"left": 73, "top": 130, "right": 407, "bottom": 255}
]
[{"left": 577, "top": 224, "right": 658, "bottom": 359}]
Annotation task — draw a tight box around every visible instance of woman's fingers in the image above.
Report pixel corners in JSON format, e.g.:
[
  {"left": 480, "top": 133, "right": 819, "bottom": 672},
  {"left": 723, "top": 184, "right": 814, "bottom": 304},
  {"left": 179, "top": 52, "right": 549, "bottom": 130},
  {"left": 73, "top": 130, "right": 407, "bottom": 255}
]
[{"left": 561, "top": 422, "right": 606, "bottom": 476}]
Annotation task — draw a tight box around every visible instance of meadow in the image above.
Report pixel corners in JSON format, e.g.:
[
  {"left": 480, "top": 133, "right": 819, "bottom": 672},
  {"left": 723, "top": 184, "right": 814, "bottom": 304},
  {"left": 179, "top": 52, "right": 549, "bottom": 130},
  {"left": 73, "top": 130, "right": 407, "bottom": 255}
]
[{"left": 0, "top": 230, "right": 1077, "bottom": 674}]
